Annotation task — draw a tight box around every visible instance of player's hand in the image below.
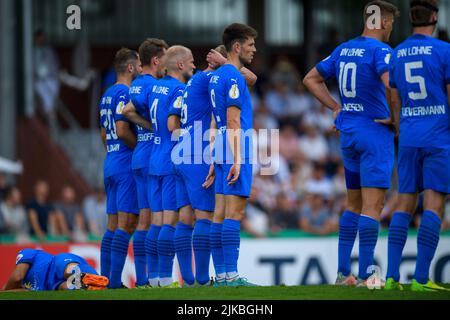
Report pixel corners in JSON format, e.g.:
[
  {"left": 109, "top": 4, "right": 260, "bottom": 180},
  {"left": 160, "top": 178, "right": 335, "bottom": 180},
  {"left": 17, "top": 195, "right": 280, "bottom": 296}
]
[
  {"left": 206, "top": 49, "right": 227, "bottom": 69},
  {"left": 202, "top": 164, "right": 215, "bottom": 189},
  {"left": 374, "top": 118, "right": 398, "bottom": 136},
  {"left": 227, "top": 163, "right": 241, "bottom": 186},
  {"left": 332, "top": 108, "right": 341, "bottom": 132}
]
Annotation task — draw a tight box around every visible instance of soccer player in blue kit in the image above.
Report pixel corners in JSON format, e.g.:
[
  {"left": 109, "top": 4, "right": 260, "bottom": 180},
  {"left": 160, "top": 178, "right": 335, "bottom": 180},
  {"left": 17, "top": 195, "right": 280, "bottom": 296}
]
[
  {"left": 385, "top": 0, "right": 450, "bottom": 292},
  {"left": 2, "top": 249, "right": 108, "bottom": 291},
  {"left": 208, "top": 23, "right": 258, "bottom": 287},
  {"left": 122, "top": 38, "right": 169, "bottom": 288},
  {"left": 146, "top": 45, "right": 195, "bottom": 288},
  {"left": 169, "top": 45, "right": 257, "bottom": 288},
  {"left": 303, "top": 1, "right": 399, "bottom": 287},
  {"left": 99, "top": 48, "right": 141, "bottom": 289}
]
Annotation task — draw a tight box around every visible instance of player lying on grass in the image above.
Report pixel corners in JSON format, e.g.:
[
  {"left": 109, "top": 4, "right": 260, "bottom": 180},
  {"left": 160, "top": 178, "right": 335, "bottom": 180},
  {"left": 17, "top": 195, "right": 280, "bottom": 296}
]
[{"left": 2, "top": 249, "right": 108, "bottom": 292}]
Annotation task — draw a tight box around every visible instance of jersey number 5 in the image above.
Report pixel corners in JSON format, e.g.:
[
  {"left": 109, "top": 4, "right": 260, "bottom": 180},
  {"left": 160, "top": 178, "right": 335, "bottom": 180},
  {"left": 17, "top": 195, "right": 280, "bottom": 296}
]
[{"left": 405, "top": 61, "right": 428, "bottom": 100}]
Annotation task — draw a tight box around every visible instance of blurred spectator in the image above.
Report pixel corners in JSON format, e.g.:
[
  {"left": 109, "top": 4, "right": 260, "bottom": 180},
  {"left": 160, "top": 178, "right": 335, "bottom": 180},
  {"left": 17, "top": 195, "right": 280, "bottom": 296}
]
[
  {"left": 270, "top": 193, "right": 299, "bottom": 232},
  {"left": 26, "top": 180, "right": 55, "bottom": 242},
  {"left": 54, "top": 186, "right": 87, "bottom": 241},
  {"left": 270, "top": 57, "right": 300, "bottom": 92},
  {"left": 302, "top": 163, "right": 334, "bottom": 200},
  {"left": 298, "top": 193, "right": 338, "bottom": 235},
  {"left": 243, "top": 186, "right": 269, "bottom": 238},
  {"left": 0, "top": 187, "right": 30, "bottom": 242},
  {"left": 33, "top": 29, "right": 60, "bottom": 134},
  {"left": 299, "top": 125, "right": 329, "bottom": 163},
  {"left": 83, "top": 188, "right": 107, "bottom": 236},
  {"left": 0, "top": 173, "right": 7, "bottom": 201},
  {"left": 265, "top": 80, "right": 294, "bottom": 121},
  {"left": 279, "top": 125, "right": 301, "bottom": 164}
]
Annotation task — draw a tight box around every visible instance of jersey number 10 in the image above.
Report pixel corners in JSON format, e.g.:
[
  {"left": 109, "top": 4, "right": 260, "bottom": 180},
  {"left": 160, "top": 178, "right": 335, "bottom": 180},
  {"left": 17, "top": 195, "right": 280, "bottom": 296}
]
[{"left": 338, "top": 62, "right": 357, "bottom": 98}]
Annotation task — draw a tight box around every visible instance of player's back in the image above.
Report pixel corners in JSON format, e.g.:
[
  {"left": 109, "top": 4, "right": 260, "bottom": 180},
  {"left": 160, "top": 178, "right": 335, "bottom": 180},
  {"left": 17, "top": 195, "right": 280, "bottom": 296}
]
[
  {"left": 390, "top": 34, "right": 450, "bottom": 148},
  {"left": 99, "top": 84, "right": 134, "bottom": 178},
  {"left": 148, "top": 75, "right": 186, "bottom": 176},
  {"left": 317, "top": 36, "right": 392, "bottom": 132},
  {"left": 208, "top": 64, "right": 253, "bottom": 164},
  {"left": 177, "top": 71, "right": 214, "bottom": 162},
  {"left": 129, "top": 74, "right": 157, "bottom": 170},
  {"left": 16, "top": 249, "right": 54, "bottom": 291}
]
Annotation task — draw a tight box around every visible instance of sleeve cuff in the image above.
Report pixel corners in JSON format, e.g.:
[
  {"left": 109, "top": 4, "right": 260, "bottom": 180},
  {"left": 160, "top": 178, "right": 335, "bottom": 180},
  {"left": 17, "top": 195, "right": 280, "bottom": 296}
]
[
  {"left": 316, "top": 64, "right": 328, "bottom": 80},
  {"left": 377, "top": 66, "right": 389, "bottom": 77},
  {"left": 227, "top": 104, "right": 242, "bottom": 110}
]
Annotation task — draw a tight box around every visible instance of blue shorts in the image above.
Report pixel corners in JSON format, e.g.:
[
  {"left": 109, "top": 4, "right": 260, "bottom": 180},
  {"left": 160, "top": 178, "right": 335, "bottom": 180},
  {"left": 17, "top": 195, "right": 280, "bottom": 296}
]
[
  {"left": 340, "top": 125, "right": 394, "bottom": 189},
  {"left": 104, "top": 173, "right": 139, "bottom": 215},
  {"left": 148, "top": 174, "right": 177, "bottom": 212},
  {"left": 214, "top": 162, "right": 253, "bottom": 198},
  {"left": 133, "top": 168, "right": 150, "bottom": 210},
  {"left": 398, "top": 146, "right": 450, "bottom": 195},
  {"left": 175, "top": 163, "right": 215, "bottom": 212},
  {"left": 47, "top": 253, "right": 97, "bottom": 291}
]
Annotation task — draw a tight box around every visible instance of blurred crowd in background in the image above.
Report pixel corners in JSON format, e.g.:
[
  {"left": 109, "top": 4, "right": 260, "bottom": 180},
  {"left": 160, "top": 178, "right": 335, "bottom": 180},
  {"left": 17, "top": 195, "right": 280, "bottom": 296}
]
[{"left": 1, "top": 29, "right": 450, "bottom": 244}]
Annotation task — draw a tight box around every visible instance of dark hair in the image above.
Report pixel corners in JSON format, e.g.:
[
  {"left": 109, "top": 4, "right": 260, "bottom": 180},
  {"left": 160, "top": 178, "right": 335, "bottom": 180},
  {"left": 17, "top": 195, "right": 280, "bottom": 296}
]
[
  {"left": 364, "top": 1, "right": 400, "bottom": 22},
  {"left": 113, "top": 48, "right": 139, "bottom": 75},
  {"left": 139, "top": 38, "right": 169, "bottom": 67},
  {"left": 410, "top": 0, "right": 439, "bottom": 27},
  {"left": 222, "top": 23, "right": 258, "bottom": 52}
]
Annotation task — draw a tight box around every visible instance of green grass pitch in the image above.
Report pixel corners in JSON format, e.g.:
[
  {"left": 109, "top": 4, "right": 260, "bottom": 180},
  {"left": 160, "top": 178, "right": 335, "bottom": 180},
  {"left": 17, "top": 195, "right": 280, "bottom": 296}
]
[{"left": 1, "top": 285, "right": 449, "bottom": 300}]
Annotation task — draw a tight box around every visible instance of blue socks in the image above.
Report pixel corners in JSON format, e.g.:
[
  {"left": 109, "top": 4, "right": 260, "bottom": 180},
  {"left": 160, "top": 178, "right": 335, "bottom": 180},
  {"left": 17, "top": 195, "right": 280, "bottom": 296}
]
[
  {"left": 193, "top": 219, "right": 212, "bottom": 285},
  {"left": 133, "top": 230, "right": 147, "bottom": 286},
  {"left": 386, "top": 212, "right": 412, "bottom": 281},
  {"left": 414, "top": 210, "right": 441, "bottom": 284},
  {"left": 110, "top": 229, "right": 132, "bottom": 288},
  {"left": 174, "top": 222, "right": 195, "bottom": 286},
  {"left": 222, "top": 219, "right": 241, "bottom": 277},
  {"left": 210, "top": 222, "right": 226, "bottom": 278},
  {"left": 100, "top": 229, "right": 114, "bottom": 278},
  {"left": 358, "top": 215, "right": 379, "bottom": 280},
  {"left": 145, "top": 225, "right": 161, "bottom": 283},
  {"left": 158, "top": 225, "right": 176, "bottom": 280},
  {"left": 338, "top": 211, "right": 360, "bottom": 276}
]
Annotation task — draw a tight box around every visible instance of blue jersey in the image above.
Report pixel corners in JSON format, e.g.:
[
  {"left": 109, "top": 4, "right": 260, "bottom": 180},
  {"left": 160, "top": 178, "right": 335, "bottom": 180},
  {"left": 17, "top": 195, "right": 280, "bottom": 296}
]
[
  {"left": 99, "top": 84, "right": 135, "bottom": 178},
  {"left": 390, "top": 34, "right": 450, "bottom": 148},
  {"left": 208, "top": 64, "right": 253, "bottom": 164},
  {"left": 176, "top": 71, "right": 214, "bottom": 162},
  {"left": 16, "top": 249, "right": 54, "bottom": 291},
  {"left": 129, "top": 74, "right": 157, "bottom": 170},
  {"left": 148, "top": 76, "right": 185, "bottom": 176},
  {"left": 316, "top": 36, "right": 393, "bottom": 132}
]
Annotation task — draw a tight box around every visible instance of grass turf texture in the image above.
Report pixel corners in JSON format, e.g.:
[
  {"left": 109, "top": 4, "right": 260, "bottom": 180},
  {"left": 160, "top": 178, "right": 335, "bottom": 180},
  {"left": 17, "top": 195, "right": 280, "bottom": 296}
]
[{"left": 0, "top": 285, "right": 449, "bottom": 300}]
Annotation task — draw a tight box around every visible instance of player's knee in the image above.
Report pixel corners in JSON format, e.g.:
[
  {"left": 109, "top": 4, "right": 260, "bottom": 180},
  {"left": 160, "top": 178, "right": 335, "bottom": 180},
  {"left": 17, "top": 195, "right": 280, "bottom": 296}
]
[{"left": 195, "top": 210, "right": 213, "bottom": 221}]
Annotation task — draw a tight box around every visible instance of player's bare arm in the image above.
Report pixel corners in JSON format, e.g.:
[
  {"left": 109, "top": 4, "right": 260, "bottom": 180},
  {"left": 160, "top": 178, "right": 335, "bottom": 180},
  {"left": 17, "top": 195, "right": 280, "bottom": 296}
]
[
  {"left": 116, "top": 120, "right": 137, "bottom": 149},
  {"left": 226, "top": 106, "right": 242, "bottom": 186},
  {"left": 240, "top": 67, "right": 257, "bottom": 87},
  {"left": 390, "top": 88, "right": 402, "bottom": 137},
  {"left": 100, "top": 128, "right": 107, "bottom": 150},
  {"left": 122, "top": 101, "right": 152, "bottom": 130},
  {"left": 375, "top": 72, "right": 395, "bottom": 129},
  {"left": 203, "top": 115, "right": 217, "bottom": 189},
  {"left": 303, "top": 67, "right": 341, "bottom": 117},
  {"left": 3, "top": 264, "right": 29, "bottom": 291},
  {"left": 167, "top": 114, "right": 181, "bottom": 133}
]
